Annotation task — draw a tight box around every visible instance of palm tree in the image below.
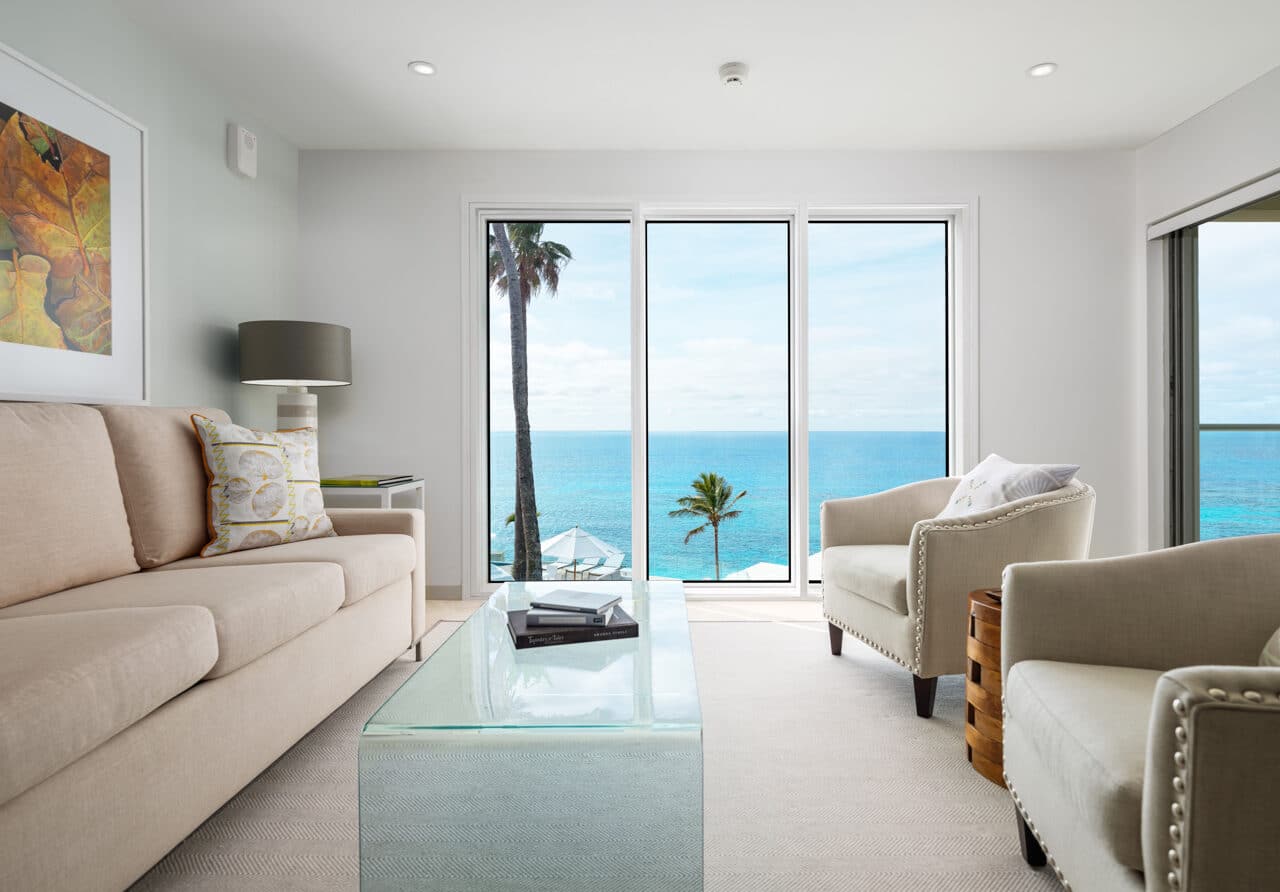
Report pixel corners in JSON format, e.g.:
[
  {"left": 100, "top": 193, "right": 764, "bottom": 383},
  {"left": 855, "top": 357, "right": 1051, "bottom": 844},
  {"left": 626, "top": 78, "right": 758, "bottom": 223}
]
[
  {"left": 669, "top": 472, "right": 748, "bottom": 581},
  {"left": 489, "top": 223, "right": 572, "bottom": 580}
]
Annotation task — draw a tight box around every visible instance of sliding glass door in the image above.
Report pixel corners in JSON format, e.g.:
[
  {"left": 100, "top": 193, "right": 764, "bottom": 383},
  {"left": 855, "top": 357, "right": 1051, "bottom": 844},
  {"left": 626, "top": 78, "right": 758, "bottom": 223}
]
[
  {"left": 807, "top": 222, "right": 949, "bottom": 579},
  {"left": 1170, "top": 192, "right": 1280, "bottom": 541},
  {"left": 646, "top": 222, "right": 791, "bottom": 582},
  {"left": 488, "top": 221, "right": 632, "bottom": 582}
]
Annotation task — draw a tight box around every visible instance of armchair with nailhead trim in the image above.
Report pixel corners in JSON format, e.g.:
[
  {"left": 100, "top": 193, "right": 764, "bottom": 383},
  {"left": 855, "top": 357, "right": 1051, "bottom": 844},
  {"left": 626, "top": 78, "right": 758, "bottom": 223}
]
[
  {"left": 819, "top": 476, "right": 1095, "bottom": 716},
  {"left": 1001, "top": 534, "right": 1280, "bottom": 891}
]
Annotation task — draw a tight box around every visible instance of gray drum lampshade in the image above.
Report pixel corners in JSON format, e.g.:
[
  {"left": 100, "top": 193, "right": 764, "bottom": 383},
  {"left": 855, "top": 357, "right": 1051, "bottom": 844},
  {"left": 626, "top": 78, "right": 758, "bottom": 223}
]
[{"left": 239, "top": 320, "right": 352, "bottom": 387}]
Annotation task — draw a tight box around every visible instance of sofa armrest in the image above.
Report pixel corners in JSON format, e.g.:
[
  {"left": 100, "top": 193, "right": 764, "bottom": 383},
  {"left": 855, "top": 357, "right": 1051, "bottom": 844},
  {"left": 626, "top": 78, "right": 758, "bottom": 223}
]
[
  {"left": 328, "top": 508, "right": 427, "bottom": 642},
  {"left": 1144, "top": 666, "right": 1280, "bottom": 892},
  {"left": 909, "top": 482, "right": 1094, "bottom": 677},
  {"left": 1002, "top": 534, "right": 1280, "bottom": 677},
  {"left": 819, "top": 477, "right": 957, "bottom": 550}
]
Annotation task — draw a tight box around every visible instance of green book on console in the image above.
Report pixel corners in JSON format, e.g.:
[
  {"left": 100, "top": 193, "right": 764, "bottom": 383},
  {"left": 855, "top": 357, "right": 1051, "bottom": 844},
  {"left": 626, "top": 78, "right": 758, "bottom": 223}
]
[{"left": 321, "top": 475, "right": 413, "bottom": 487}]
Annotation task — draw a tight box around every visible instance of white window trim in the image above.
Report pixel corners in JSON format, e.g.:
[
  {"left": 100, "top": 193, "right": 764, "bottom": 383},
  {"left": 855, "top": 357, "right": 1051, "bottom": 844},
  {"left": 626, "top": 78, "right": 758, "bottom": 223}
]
[{"left": 461, "top": 197, "right": 980, "bottom": 600}]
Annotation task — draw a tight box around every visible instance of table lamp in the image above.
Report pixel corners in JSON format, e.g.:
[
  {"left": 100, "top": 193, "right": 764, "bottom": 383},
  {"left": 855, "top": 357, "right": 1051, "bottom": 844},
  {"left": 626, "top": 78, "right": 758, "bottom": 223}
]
[{"left": 239, "top": 320, "right": 351, "bottom": 430}]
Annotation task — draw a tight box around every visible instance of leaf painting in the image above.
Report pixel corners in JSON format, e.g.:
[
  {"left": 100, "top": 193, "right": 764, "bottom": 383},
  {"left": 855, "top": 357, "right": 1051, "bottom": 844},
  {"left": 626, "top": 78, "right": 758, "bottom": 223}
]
[{"left": 0, "top": 101, "right": 111, "bottom": 354}]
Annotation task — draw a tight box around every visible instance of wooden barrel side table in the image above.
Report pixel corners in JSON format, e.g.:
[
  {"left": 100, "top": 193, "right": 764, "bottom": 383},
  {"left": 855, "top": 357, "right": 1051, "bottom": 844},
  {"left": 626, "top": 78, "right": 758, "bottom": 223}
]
[{"left": 966, "top": 588, "right": 1006, "bottom": 787}]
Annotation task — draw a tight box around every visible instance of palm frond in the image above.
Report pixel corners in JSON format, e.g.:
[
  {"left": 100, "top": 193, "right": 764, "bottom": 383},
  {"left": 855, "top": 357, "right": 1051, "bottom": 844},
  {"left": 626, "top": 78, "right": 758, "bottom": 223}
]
[{"left": 683, "top": 523, "right": 709, "bottom": 544}]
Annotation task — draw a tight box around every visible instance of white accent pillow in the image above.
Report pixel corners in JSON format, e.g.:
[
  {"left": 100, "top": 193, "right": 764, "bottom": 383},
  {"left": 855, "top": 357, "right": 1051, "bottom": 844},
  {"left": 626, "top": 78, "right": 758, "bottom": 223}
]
[
  {"left": 936, "top": 454, "right": 1079, "bottom": 520},
  {"left": 1260, "top": 627, "right": 1280, "bottom": 668}
]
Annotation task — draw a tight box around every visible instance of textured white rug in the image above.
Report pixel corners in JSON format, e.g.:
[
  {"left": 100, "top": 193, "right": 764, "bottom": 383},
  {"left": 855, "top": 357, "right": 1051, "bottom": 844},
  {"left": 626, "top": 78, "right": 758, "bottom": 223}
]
[{"left": 132, "top": 619, "right": 1060, "bottom": 891}]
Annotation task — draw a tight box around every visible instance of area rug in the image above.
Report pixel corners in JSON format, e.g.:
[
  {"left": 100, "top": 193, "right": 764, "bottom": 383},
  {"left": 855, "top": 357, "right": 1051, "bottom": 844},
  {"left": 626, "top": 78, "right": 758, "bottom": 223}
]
[{"left": 131, "top": 619, "right": 1059, "bottom": 891}]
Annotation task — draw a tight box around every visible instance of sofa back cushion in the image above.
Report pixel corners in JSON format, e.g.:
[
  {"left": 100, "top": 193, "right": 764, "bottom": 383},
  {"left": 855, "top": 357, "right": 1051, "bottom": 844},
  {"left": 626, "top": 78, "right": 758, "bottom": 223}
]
[
  {"left": 0, "top": 402, "right": 139, "bottom": 606},
  {"left": 96, "top": 405, "right": 231, "bottom": 568}
]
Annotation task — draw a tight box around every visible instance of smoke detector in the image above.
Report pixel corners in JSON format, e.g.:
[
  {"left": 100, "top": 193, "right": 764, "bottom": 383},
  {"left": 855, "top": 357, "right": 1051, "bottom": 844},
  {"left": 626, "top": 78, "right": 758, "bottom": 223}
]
[{"left": 719, "top": 61, "right": 748, "bottom": 87}]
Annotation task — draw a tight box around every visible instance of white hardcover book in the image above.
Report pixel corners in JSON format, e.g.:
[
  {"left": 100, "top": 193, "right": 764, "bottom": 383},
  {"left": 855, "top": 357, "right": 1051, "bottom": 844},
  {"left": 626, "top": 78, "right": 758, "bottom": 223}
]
[
  {"left": 528, "top": 589, "right": 621, "bottom": 615},
  {"left": 526, "top": 607, "right": 615, "bottom": 627}
]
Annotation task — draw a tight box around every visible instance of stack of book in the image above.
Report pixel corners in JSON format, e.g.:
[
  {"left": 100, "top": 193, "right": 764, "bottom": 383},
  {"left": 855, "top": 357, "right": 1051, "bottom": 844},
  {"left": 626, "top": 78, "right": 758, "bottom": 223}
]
[
  {"left": 507, "top": 589, "right": 639, "bottom": 649},
  {"left": 320, "top": 474, "right": 413, "bottom": 487}
]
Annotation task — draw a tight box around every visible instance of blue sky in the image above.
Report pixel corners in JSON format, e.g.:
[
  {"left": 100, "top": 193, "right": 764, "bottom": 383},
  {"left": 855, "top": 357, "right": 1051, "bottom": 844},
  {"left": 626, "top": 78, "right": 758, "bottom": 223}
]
[
  {"left": 489, "top": 221, "right": 948, "bottom": 432},
  {"left": 1198, "top": 221, "right": 1280, "bottom": 424}
]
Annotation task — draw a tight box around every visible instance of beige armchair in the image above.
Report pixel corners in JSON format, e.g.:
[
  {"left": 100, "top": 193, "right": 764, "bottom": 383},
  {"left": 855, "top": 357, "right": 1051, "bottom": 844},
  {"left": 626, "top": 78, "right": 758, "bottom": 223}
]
[
  {"left": 1002, "top": 534, "right": 1280, "bottom": 892},
  {"left": 820, "top": 476, "right": 1095, "bottom": 717}
]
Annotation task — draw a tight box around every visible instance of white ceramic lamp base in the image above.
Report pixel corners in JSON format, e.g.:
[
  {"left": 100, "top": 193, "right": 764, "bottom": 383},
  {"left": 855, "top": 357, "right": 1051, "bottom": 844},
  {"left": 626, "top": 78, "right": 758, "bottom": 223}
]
[{"left": 277, "top": 386, "right": 318, "bottom": 430}]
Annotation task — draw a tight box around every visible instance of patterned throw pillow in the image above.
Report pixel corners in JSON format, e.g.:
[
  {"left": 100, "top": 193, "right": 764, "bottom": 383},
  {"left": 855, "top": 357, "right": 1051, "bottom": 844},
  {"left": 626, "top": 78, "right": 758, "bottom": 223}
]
[
  {"left": 190, "top": 414, "right": 335, "bottom": 556},
  {"left": 936, "top": 453, "right": 1079, "bottom": 520}
]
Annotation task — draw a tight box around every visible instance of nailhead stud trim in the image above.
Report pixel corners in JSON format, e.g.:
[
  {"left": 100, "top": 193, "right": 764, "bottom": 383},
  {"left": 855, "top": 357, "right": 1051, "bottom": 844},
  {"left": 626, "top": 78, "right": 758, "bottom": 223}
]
[
  {"left": 909, "top": 483, "right": 1093, "bottom": 673},
  {"left": 1004, "top": 770, "right": 1075, "bottom": 892}
]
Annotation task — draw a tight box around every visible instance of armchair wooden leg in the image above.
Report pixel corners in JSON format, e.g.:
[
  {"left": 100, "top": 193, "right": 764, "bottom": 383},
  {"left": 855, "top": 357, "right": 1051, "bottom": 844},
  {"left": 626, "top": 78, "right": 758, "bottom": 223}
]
[
  {"left": 912, "top": 675, "right": 938, "bottom": 718},
  {"left": 1016, "top": 810, "right": 1047, "bottom": 867},
  {"left": 827, "top": 622, "right": 843, "bottom": 656}
]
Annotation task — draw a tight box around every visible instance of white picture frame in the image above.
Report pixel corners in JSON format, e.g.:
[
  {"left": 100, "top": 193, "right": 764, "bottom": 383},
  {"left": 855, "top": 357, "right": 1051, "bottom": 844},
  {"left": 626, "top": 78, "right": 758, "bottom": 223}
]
[{"left": 0, "top": 39, "right": 148, "bottom": 404}]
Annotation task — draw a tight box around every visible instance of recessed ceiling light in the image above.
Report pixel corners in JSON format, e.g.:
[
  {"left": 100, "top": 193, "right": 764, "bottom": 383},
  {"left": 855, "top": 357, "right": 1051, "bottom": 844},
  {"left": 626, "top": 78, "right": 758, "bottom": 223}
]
[
  {"left": 407, "top": 60, "right": 437, "bottom": 76},
  {"left": 1027, "top": 62, "right": 1058, "bottom": 78}
]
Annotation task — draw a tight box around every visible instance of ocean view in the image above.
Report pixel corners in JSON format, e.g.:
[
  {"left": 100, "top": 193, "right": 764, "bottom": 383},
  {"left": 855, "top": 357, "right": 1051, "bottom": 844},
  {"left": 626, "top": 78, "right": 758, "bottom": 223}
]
[
  {"left": 490, "top": 430, "right": 946, "bottom": 580},
  {"left": 491, "top": 429, "right": 1280, "bottom": 580}
]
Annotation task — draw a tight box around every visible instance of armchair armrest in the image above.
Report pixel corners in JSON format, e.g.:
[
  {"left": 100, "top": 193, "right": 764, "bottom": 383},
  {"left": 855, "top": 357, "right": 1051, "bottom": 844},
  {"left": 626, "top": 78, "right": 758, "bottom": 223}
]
[
  {"left": 1002, "top": 534, "right": 1280, "bottom": 676},
  {"left": 819, "top": 477, "right": 957, "bottom": 549},
  {"left": 327, "top": 508, "right": 427, "bottom": 642},
  {"left": 908, "top": 481, "right": 1094, "bottom": 677},
  {"left": 1144, "top": 666, "right": 1280, "bottom": 892}
]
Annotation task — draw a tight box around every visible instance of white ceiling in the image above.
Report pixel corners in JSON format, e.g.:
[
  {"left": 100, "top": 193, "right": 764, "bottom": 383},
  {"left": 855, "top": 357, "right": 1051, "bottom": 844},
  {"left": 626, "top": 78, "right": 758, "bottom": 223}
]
[{"left": 117, "top": 0, "right": 1280, "bottom": 152}]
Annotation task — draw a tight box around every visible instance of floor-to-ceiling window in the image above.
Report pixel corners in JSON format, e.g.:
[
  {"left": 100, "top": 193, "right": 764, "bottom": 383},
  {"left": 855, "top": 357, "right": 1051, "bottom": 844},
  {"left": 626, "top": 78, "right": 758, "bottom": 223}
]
[
  {"left": 479, "top": 207, "right": 958, "bottom": 592},
  {"left": 646, "top": 222, "right": 791, "bottom": 582},
  {"left": 488, "top": 221, "right": 632, "bottom": 582},
  {"left": 1170, "top": 192, "right": 1280, "bottom": 541},
  {"left": 807, "top": 222, "right": 949, "bottom": 580}
]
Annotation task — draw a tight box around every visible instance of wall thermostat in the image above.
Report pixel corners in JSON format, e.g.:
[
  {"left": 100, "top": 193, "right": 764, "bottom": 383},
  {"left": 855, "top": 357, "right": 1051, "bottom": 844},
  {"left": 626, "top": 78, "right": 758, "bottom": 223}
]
[{"left": 227, "top": 123, "right": 258, "bottom": 179}]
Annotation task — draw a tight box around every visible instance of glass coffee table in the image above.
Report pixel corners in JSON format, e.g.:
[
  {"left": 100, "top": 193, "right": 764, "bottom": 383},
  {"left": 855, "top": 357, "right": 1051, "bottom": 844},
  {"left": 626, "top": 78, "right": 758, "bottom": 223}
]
[{"left": 359, "top": 581, "right": 702, "bottom": 891}]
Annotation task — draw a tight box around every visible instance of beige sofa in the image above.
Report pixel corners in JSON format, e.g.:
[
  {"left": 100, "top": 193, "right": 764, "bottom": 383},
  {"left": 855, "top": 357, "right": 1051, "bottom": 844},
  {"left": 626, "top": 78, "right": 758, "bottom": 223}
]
[
  {"left": 1002, "top": 534, "right": 1280, "bottom": 891},
  {"left": 0, "top": 403, "right": 427, "bottom": 892},
  {"left": 821, "top": 476, "right": 1095, "bottom": 716}
]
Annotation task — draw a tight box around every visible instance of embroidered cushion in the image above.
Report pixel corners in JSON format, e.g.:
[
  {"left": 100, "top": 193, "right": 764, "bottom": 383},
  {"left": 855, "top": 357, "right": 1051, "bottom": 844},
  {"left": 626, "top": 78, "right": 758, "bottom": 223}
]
[
  {"left": 936, "top": 453, "right": 1079, "bottom": 520},
  {"left": 190, "top": 414, "right": 335, "bottom": 556}
]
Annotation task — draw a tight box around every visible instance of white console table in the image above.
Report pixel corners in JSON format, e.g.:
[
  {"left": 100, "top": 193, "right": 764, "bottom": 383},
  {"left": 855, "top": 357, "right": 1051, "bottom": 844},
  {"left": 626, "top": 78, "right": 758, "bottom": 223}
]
[{"left": 321, "top": 478, "right": 425, "bottom": 511}]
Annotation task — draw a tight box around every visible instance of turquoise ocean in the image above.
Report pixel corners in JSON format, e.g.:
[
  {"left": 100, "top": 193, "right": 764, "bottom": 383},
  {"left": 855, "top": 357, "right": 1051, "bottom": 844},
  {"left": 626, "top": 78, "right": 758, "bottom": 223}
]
[{"left": 490, "top": 430, "right": 1278, "bottom": 581}]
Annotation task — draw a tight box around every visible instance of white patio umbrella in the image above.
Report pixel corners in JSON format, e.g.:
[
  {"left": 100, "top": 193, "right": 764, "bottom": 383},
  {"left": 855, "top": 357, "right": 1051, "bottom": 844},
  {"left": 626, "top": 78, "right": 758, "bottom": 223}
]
[{"left": 540, "top": 525, "right": 620, "bottom": 578}]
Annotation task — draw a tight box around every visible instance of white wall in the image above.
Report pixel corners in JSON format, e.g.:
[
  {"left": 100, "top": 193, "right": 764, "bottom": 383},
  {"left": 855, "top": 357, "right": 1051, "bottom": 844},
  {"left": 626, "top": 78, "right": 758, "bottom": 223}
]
[
  {"left": 299, "top": 150, "right": 1141, "bottom": 595},
  {"left": 5, "top": 0, "right": 300, "bottom": 427},
  {"left": 1136, "top": 65, "right": 1280, "bottom": 546}
]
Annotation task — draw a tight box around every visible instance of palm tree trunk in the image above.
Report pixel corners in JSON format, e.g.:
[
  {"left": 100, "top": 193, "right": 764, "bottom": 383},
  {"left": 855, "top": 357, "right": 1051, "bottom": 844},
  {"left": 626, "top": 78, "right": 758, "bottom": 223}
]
[
  {"left": 492, "top": 224, "right": 542, "bottom": 581},
  {"left": 713, "top": 523, "right": 721, "bottom": 580}
]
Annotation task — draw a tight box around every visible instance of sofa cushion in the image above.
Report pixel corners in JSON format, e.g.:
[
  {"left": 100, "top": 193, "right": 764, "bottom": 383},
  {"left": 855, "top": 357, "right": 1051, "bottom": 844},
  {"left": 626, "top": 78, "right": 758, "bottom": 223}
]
[
  {"left": 153, "top": 534, "right": 416, "bottom": 607},
  {"left": 1005, "top": 660, "right": 1160, "bottom": 871},
  {"left": 97, "top": 405, "right": 231, "bottom": 568},
  {"left": 0, "top": 606, "right": 217, "bottom": 805},
  {"left": 0, "top": 402, "right": 139, "bottom": 607},
  {"left": 823, "top": 545, "right": 909, "bottom": 614},
  {"left": 0, "top": 564, "right": 344, "bottom": 679}
]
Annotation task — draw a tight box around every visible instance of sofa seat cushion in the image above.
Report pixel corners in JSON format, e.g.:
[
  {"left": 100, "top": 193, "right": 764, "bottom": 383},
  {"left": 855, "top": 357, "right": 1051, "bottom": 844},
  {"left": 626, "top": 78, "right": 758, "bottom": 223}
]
[
  {"left": 153, "top": 534, "right": 415, "bottom": 607},
  {"left": 822, "top": 545, "right": 910, "bottom": 614},
  {"left": 0, "top": 607, "right": 217, "bottom": 805},
  {"left": 0, "top": 564, "right": 344, "bottom": 679},
  {"left": 1005, "top": 660, "right": 1160, "bottom": 871}
]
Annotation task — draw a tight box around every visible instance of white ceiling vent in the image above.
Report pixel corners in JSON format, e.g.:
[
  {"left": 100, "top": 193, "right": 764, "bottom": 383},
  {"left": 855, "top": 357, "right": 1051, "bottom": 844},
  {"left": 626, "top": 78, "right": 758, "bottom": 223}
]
[{"left": 718, "top": 62, "right": 748, "bottom": 87}]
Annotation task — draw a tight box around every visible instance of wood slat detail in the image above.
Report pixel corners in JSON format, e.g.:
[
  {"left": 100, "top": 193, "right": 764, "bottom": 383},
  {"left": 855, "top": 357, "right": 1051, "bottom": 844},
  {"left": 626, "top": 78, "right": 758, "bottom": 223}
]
[
  {"left": 971, "top": 707, "right": 1003, "bottom": 742},
  {"left": 966, "top": 678, "right": 1000, "bottom": 716},
  {"left": 972, "top": 617, "right": 1002, "bottom": 647},
  {"left": 969, "top": 748, "right": 1007, "bottom": 788},
  {"left": 971, "top": 597, "right": 1003, "bottom": 627},
  {"left": 966, "top": 637, "right": 1001, "bottom": 672},
  {"left": 966, "top": 723, "right": 1003, "bottom": 763}
]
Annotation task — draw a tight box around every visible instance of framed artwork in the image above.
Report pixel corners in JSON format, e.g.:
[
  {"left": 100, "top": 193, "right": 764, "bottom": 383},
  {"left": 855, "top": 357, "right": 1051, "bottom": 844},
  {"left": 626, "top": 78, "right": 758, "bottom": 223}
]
[{"left": 0, "top": 40, "right": 147, "bottom": 403}]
